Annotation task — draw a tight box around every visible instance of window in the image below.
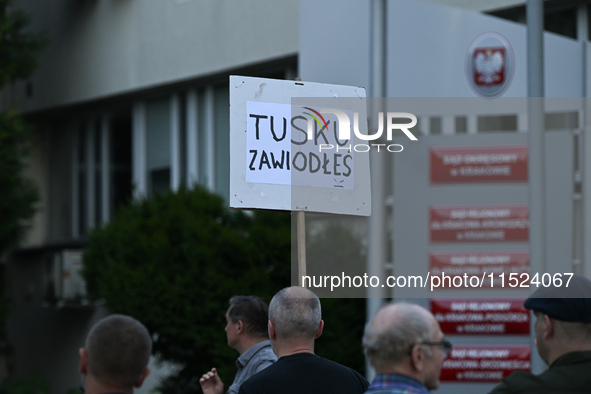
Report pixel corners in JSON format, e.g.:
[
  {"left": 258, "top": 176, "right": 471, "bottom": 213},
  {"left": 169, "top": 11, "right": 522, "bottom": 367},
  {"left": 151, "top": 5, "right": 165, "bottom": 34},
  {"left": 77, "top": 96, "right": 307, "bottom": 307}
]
[
  {"left": 146, "top": 97, "right": 172, "bottom": 198},
  {"left": 110, "top": 112, "right": 133, "bottom": 214},
  {"left": 70, "top": 111, "right": 132, "bottom": 238},
  {"left": 214, "top": 84, "right": 230, "bottom": 202},
  {"left": 488, "top": 4, "right": 578, "bottom": 40},
  {"left": 56, "top": 63, "right": 297, "bottom": 241}
]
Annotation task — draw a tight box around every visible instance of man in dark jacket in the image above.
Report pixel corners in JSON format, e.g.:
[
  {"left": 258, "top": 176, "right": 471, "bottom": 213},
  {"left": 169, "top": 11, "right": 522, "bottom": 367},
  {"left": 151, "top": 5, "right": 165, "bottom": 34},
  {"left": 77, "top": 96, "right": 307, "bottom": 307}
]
[
  {"left": 489, "top": 275, "right": 591, "bottom": 394},
  {"left": 238, "top": 286, "right": 369, "bottom": 394}
]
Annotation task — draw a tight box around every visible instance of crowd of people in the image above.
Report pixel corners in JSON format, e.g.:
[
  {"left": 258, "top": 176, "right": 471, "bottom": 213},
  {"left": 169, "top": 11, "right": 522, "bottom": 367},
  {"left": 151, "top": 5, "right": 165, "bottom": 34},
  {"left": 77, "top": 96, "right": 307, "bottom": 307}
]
[{"left": 79, "top": 276, "right": 591, "bottom": 394}]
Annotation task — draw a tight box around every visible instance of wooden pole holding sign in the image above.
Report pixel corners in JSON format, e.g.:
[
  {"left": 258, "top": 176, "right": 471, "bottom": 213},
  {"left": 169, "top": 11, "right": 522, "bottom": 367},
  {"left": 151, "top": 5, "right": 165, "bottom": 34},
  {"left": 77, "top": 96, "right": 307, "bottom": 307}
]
[
  {"left": 294, "top": 78, "right": 307, "bottom": 288},
  {"left": 297, "top": 210, "right": 306, "bottom": 287}
]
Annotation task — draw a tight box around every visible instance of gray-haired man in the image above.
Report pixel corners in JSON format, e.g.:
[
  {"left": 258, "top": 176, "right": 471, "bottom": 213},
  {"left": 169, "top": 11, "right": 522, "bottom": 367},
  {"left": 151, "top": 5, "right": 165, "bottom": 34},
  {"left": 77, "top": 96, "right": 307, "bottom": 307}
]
[
  {"left": 363, "top": 302, "right": 451, "bottom": 394},
  {"left": 238, "top": 286, "right": 368, "bottom": 394}
]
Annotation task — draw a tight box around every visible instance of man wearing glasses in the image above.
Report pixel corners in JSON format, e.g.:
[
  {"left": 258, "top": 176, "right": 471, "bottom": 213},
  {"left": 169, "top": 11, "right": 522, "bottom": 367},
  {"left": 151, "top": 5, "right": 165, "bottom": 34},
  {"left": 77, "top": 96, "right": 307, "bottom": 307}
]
[
  {"left": 363, "top": 302, "right": 451, "bottom": 394},
  {"left": 488, "top": 275, "right": 591, "bottom": 394}
]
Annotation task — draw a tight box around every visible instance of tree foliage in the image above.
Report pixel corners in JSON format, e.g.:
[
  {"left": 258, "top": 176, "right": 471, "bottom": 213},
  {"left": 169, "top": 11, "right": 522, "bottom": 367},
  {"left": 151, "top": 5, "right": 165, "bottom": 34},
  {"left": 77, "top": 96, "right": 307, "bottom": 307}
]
[
  {"left": 0, "top": 375, "right": 50, "bottom": 394},
  {"left": 83, "top": 187, "right": 291, "bottom": 394},
  {"left": 0, "top": 0, "right": 47, "bottom": 87},
  {"left": 0, "top": 0, "right": 46, "bottom": 256},
  {"left": 83, "top": 187, "right": 368, "bottom": 394},
  {"left": 0, "top": 111, "right": 37, "bottom": 255}
]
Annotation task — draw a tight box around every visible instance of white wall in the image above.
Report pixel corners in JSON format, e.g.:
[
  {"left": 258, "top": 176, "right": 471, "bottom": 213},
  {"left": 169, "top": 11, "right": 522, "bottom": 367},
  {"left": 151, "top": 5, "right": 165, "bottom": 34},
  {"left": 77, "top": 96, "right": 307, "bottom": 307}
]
[
  {"left": 388, "top": 0, "right": 583, "bottom": 97},
  {"left": 13, "top": 0, "right": 299, "bottom": 112},
  {"left": 299, "top": 0, "right": 371, "bottom": 90},
  {"left": 300, "top": 0, "right": 584, "bottom": 98}
]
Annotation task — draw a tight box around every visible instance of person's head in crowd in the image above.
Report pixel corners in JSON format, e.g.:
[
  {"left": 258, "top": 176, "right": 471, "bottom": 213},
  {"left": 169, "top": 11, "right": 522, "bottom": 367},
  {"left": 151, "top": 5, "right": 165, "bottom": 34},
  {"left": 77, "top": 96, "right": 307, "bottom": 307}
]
[
  {"left": 79, "top": 314, "right": 152, "bottom": 394},
  {"left": 267, "top": 286, "right": 324, "bottom": 355},
  {"left": 487, "top": 275, "right": 591, "bottom": 394},
  {"left": 236, "top": 286, "right": 369, "bottom": 394},
  {"left": 363, "top": 302, "right": 450, "bottom": 391},
  {"left": 524, "top": 274, "right": 591, "bottom": 365},
  {"left": 200, "top": 296, "right": 276, "bottom": 394},
  {"left": 225, "top": 295, "right": 270, "bottom": 353}
]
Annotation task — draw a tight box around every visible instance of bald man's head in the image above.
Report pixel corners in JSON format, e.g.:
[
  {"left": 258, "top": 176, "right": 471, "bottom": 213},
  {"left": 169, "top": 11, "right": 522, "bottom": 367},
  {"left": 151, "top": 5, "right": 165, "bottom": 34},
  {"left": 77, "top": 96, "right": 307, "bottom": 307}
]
[
  {"left": 269, "top": 287, "right": 321, "bottom": 341},
  {"left": 84, "top": 315, "right": 152, "bottom": 389}
]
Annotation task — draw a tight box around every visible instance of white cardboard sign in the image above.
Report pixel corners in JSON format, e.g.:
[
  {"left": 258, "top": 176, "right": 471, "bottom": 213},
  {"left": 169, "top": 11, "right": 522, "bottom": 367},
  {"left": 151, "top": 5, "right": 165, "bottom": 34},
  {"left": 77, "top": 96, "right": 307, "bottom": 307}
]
[
  {"left": 245, "top": 101, "right": 355, "bottom": 190},
  {"left": 245, "top": 101, "right": 292, "bottom": 186},
  {"left": 230, "top": 76, "right": 371, "bottom": 216}
]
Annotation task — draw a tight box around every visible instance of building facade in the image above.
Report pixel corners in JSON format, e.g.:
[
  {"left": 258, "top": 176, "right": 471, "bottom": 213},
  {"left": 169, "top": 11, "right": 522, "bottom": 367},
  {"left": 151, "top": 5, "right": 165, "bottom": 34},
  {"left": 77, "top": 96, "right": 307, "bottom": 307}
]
[
  {"left": 2, "top": 1, "right": 297, "bottom": 393},
  {"left": 2, "top": 0, "right": 591, "bottom": 393}
]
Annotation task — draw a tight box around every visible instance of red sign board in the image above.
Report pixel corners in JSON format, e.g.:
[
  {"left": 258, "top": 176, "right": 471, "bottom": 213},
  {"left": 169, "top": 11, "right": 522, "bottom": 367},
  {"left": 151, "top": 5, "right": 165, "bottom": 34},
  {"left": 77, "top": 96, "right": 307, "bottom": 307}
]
[
  {"left": 429, "top": 251, "right": 529, "bottom": 288},
  {"left": 431, "top": 299, "right": 529, "bottom": 335},
  {"left": 430, "top": 205, "right": 529, "bottom": 242},
  {"left": 441, "top": 345, "right": 530, "bottom": 382},
  {"left": 430, "top": 145, "right": 528, "bottom": 184}
]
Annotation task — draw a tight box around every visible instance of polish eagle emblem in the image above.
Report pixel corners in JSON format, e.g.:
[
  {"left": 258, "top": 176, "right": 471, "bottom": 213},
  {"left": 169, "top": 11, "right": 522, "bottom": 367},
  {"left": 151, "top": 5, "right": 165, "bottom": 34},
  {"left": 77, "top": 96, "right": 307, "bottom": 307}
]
[{"left": 473, "top": 47, "right": 505, "bottom": 86}]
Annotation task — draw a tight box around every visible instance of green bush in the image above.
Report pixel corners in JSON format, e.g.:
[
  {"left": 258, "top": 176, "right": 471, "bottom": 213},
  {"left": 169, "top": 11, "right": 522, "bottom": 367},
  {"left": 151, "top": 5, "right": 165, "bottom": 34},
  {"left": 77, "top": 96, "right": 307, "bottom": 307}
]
[
  {"left": 0, "top": 375, "right": 50, "bottom": 394},
  {"left": 0, "top": 0, "right": 47, "bottom": 256},
  {"left": 83, "top": 187, "right": 367, "bottom": 393},
  {"left": 83, "top": 187, "right": 291, "bottom": 394},
  {"left": 0, "top": 111, "right": 38, "bottom": 256}
]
